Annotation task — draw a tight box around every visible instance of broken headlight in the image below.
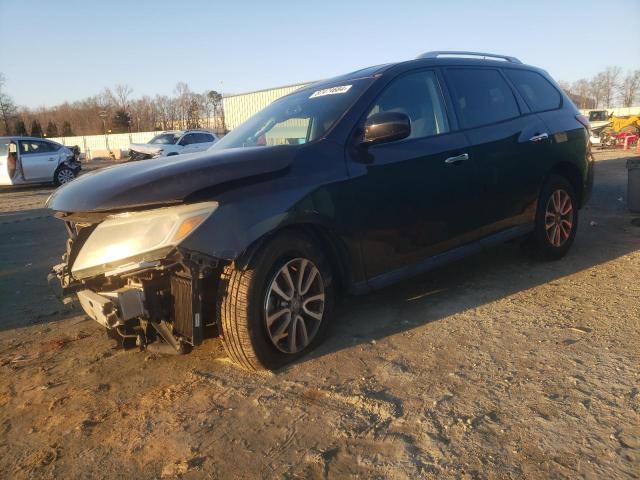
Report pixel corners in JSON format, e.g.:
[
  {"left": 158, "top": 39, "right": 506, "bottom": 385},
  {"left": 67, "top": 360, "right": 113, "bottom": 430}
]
[{"left": 71, "top": 202, "right": 217, "bottom": 279}]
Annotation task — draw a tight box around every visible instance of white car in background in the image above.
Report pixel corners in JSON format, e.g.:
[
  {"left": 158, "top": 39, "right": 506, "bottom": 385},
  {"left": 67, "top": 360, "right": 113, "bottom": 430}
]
[
  {"left": 127, "top": 130, "right": 218, "bottom": 161},
  {"left": 0, "top": 137, "right": 80, "bottom": 186}
]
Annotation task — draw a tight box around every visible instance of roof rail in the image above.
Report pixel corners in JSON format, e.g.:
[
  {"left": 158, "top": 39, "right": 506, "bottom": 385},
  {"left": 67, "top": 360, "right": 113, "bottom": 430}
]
[{"left": 417, "top": 51, "right": 522, "bottom": 64}]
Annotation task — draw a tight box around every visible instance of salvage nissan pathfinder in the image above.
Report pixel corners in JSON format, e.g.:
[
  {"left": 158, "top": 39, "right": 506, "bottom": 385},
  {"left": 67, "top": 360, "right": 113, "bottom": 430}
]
[{"left": 47, "top": 51, "right": 594, "bottom": 370}]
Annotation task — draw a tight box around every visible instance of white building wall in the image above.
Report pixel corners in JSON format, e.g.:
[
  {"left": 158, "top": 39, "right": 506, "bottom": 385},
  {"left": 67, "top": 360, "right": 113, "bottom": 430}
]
[{"left": 222, "top": 82, "right": 312, "bottom": 130}]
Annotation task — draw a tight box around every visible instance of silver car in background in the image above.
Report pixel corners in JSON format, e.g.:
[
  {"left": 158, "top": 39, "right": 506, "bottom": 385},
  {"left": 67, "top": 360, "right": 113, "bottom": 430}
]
[
  {"left": 0, "top": 137, "right": 80, "bottom": 186},
  {"left": 127, "top": 130, "right": 218, "bottom": 161}
]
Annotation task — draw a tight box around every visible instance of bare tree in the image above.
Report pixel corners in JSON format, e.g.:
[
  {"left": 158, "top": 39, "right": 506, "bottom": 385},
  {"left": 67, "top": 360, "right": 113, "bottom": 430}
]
[
  {"left": 601, "top": 66, "right": 622, "bottom": 108},
  {"left": 589, "top": 73, "right": 606, "bottom": 108},
  {"left": 619, "top": 70, "right": 640, "bottom": 108},
  {"left": 174, "top": 82, "right": 192, "bottom": 128},
  {"left": 114, "top": 84, "right": 133, "bottom": 110},
  {"left": 571, "top": 79, "right": 592, "bottom": 109},
  {"left": 0, "top": 73, "right": 17, "bottom": 135}
]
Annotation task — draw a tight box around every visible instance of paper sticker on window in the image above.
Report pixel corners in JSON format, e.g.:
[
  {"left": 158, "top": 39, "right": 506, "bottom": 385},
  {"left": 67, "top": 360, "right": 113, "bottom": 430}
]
[{"left": 309, "top": 85, "right": 352, "bottom": 98}]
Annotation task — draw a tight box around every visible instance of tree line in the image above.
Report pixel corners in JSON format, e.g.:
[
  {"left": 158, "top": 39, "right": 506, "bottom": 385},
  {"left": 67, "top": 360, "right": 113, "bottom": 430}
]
[
  {"left": 558, "top": 66, "right": 640, "bottom": 110},
  {"left": 0, "top": 74, "right": 225, "bottom": 138},
  {"left": 1, "top": 66, "right": 639, "bottom": 139}
]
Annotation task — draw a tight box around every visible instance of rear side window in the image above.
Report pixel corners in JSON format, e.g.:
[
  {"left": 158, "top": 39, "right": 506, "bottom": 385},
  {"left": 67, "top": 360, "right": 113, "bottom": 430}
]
[
  {"left": 196, "top": 133, "right": 214, "bottom": 143},
  {"left": 505, "top": 69, "right": 561, "bottom": 112},
  {"left": 446, "top": 68, "right": 520, "bottom": 129}
]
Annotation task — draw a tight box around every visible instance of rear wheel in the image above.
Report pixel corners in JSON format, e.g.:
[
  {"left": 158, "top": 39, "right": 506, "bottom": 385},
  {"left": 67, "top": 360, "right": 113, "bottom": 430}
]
[
  {"left": 217, "top": 231, "right": 334, "bottom": 371},
  {"left": 530, "top": 175, "right": 578, "bottom": 260},
  {"left": 54, "top": 165, "right": 76, "bottom": 186}
]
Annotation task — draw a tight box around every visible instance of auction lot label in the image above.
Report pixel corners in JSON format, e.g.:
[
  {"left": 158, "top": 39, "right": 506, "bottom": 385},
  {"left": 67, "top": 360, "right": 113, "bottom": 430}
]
[{"left": 309, "top": 85, "right": 352, "bottom": 98}]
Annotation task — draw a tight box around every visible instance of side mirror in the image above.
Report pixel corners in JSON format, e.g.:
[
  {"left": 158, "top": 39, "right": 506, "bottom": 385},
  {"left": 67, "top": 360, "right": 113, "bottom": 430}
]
[{"left": 362, "top": 112, "right": 411, "bottom": 146}]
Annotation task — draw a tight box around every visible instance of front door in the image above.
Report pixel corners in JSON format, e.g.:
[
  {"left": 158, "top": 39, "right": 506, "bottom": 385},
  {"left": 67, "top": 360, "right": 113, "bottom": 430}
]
[
  {"left": 19, "top": 139, "right": 58, "bottom": 181},
  {"left": 348, "top": 70, "right": 483, "bottom": 281}
]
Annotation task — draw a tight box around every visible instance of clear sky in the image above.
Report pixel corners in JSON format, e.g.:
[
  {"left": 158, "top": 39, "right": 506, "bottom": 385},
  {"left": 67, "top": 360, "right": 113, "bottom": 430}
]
[{"left": 1, "top": 0, "right": 638, "bottom": 108}]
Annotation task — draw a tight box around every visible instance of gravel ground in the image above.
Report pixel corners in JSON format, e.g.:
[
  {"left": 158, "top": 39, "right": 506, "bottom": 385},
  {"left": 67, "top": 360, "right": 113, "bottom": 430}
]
[{"left": 0, "top": 151, "right": 638, "bottom": 479}]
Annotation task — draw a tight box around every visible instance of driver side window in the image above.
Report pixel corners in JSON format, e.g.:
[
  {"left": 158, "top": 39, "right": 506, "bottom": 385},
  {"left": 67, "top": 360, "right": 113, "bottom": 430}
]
[{"left": 368, "top": 70, "right": 450, "bottom": 140}]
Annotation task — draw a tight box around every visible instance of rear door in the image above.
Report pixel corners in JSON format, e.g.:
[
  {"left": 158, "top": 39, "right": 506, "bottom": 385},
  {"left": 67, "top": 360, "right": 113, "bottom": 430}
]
[
  {"left": 503, "top": 68, "right": 581, "bottom": 187},
  {"left": 349, "top": 69, "right": 483, "bottom": 280},
  {"left": 443, "top": 67, "right": 549, "bottom": 232},
  {"left": 19, "top": 139, "right": 60, "bottom": 181}
]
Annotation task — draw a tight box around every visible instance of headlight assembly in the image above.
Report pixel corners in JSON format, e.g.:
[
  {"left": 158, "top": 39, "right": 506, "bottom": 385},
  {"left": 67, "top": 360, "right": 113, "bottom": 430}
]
[{"left": 71, "top": 202, "right": 217, "bottom": 279}]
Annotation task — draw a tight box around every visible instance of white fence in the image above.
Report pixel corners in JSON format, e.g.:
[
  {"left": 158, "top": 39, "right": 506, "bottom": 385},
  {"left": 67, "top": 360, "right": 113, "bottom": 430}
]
[
  {"left": 580, "top": 107, "right": 640, "bottom": 116},
  {"left": 49, "top": 131, "right": 161, "bottom": 159}
]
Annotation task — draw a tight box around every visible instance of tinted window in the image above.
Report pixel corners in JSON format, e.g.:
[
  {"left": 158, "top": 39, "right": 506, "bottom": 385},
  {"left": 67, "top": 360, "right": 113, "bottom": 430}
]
[
  {"left": 179, "top": 134, "right": 198, "bottom": 146},
  {"left": 505, "top": 69, "right": 561, "bottom": 112},
  {"left": 193, "top": 133, "right": 214, "bottom": 143},
  {"left": 446, "top": 69, "right": 520, "bottom": 128},
  {"left": 367, "top": 70, "right": 449, "bottom": 139}
]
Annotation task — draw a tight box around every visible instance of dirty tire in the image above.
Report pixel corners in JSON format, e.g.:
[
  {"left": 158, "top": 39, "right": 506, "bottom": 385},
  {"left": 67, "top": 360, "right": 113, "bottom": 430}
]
[
  {"left": 530, "top": 174, "right": 578, "bottom": 260},
  {"left": 53, "top": 166, "right": 76, "bottom": 186},
  {"left": 217, "top": 231, "right": 334, "bottom": 371}
]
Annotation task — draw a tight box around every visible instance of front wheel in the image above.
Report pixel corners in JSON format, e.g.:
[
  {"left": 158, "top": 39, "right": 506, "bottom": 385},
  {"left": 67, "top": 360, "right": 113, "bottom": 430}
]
[
  {"left": 54, "top": 165, "right": 77, "bottom": 186},
  {"left": 217, "top": 231, "right": 334, "bottom": 371},
  {"left": 530, "top": 175, "right": 578, "bottom": 260}
]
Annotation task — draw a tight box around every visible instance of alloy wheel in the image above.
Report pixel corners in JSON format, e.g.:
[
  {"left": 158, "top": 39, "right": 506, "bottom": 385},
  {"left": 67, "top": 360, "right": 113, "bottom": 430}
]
[
  {"left": 264, "top": 257, "right": 325, "bottom": 354},
  {"left": 57, "top": 169, "right": 75, "bottom": 184},
  {"left": 545, "top": 189, "right": 574, "bottom": 247}
]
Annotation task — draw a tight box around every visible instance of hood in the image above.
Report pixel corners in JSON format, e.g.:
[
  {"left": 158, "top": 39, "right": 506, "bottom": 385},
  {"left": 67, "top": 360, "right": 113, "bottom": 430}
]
[
  {"left": 47, "top": 146, "right": 297, "bottom": 213},
  {"left": 128, "top": 143, "right": 165, "bottom": 155}
]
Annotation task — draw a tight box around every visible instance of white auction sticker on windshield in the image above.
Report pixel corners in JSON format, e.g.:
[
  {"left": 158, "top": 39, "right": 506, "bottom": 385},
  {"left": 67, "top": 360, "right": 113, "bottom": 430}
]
[{"left": 309, "top": 85, "right": 352, "bottom": 98}]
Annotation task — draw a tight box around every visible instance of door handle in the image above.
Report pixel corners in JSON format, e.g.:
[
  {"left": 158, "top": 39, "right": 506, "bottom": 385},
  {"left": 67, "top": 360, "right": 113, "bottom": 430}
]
[
  {"left": 48, "top": 157, "right": 55, "bottom": 161},
  {"left": 444, "top": 153, "right": 469, "bottom": 164},
  {"left": 529, "top": 133, "right": 549, "bottom": 142}
]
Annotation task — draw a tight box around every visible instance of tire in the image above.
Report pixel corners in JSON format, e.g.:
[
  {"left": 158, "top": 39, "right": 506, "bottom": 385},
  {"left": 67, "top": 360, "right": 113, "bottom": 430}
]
[
  {"left": 217, "top": 231, "right": 334, "bottom": 371},
  {"left": 530, "top": 175, "right": 578, "bottom": 260},
  {"left": 53, "top": 165, "right": 76, "bottom": 186}
]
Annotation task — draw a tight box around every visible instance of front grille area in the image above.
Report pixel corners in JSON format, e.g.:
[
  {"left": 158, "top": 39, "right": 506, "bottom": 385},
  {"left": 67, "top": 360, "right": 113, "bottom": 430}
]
[{"left": 171, "top": 274, "right": 193, "bottom": 340}]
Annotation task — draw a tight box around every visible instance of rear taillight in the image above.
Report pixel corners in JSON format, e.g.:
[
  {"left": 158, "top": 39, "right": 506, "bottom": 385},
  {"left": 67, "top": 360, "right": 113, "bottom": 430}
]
[{"left": 576, "top": 114, "right": 590, "bottom": 131}]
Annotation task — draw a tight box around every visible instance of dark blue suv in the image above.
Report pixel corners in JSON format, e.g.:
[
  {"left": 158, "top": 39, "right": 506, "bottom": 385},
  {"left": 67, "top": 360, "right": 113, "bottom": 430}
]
[{"left": 48, "top": 51, "right": 593, "bottom": 370}]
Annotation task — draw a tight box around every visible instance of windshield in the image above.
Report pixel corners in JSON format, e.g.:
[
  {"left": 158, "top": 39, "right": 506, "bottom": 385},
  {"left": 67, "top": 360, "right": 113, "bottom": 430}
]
[
  {"left": 211, "top": 79, "right": 372, "bottom": 150},
  {"left": 149, "top": 133, "right": 181, "bottom": 145}
]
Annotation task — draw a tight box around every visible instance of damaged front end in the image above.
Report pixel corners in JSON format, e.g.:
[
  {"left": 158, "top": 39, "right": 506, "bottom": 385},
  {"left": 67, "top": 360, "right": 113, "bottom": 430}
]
[{"left": 48, "top": 202, "right": 223, "bottom": 354}]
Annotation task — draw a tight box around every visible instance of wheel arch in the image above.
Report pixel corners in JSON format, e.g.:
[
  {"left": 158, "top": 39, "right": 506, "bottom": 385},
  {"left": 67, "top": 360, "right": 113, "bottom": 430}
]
[
  {"left": 545, "top": 161, "right": 585, "bottom": 207},
  {"left": 234, "top": 222, "right": 352, "bottom": 295}
]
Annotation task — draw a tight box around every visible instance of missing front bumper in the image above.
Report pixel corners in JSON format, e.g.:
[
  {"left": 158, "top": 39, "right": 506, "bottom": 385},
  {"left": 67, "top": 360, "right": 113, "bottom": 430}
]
[{"left": 77, "top": 287, "right": 146, "bottom": 329}]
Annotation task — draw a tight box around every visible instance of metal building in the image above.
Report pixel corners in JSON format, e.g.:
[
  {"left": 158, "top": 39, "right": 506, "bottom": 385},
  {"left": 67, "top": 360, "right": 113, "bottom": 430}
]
[{"left": 222, "top": 82, "right": 312, "bottom": 130}]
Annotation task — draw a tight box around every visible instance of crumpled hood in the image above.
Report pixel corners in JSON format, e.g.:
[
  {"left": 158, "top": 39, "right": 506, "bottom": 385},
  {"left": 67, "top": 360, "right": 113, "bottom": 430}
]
[
  {"left": 128, "top": 143, "right": 165, "bottom": 155},
  {"left": 47, "top": 146, "right": 297, "bottom": 213}
]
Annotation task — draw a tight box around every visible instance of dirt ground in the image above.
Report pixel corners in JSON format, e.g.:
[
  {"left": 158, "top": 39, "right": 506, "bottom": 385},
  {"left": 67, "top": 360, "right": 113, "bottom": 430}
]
[{"left": 0, "top": 151, "right": 638, "bottom": 479}]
